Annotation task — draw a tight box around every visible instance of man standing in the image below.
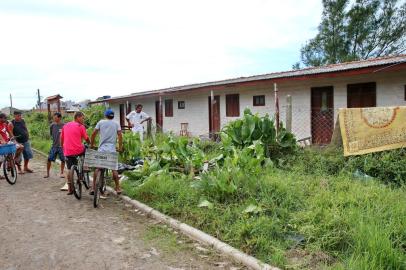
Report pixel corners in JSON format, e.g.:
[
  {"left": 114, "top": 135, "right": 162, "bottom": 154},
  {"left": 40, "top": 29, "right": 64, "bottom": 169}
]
[
  {"left": 90, "top": 108, "right": 123, "bottom": 194},
  {"left": 8, "top": 111, "right": 34, "bottom": 173},
  {"left": 61, "top": 112, "right": 90, "bottom": 195},
  {"left": 44, "top": 112, "right": 65, "bottom": 179},
  {"left": 126, "top": 104, "right": 151, "bottom": 142}
]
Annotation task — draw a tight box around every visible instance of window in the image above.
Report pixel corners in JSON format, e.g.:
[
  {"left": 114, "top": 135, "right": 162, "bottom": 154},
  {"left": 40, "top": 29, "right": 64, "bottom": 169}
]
[
  {"left": 226, "top": 94, "right": 240, "bottom": 117},
  {"left": 165, "top": 99, "right": 173, "bottom": 117},
  {"left": 178, "top": 101, "right": 185, "bottom": 109},
  {"left": 253, "top": 95, "right": 265, "bottom": 106}
]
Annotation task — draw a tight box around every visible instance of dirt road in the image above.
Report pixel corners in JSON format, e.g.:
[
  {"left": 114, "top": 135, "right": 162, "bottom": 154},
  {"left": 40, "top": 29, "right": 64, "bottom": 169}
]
[{"left": 0, "top": 157, "right": 242, "bottom": 270}]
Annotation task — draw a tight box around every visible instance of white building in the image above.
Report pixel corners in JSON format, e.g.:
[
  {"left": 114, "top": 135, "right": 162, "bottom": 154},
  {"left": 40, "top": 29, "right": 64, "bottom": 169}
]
[{"left": 90, "top": 55, "right": 406, "bottom": 143}]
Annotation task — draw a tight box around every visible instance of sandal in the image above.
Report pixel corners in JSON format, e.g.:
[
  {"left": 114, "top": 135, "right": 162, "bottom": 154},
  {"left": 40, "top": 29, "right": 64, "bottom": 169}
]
[
  {"left": 115, "top": 188, "right": 122, "bottom": 195},
  {"left": 24, "top": 169, "right": 34, "bottom": 173}
]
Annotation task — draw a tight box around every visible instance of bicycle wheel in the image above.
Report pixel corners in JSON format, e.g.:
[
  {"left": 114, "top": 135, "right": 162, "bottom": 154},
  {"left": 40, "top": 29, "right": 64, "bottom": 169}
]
[
  {"left": 93, "top": 170, "right": 102, "bottom": 208},
  {"left": 3, "top": 155, "right": 17, "bottom": 185},
  {"left": 82, "top": 171, "right": 90, "bottom": 190},
  {"left": 100, "top": 170, "right": 106, "bottom": 194},
  {"left": 70, "top": 166, "right": 82, "bottom": 200}
]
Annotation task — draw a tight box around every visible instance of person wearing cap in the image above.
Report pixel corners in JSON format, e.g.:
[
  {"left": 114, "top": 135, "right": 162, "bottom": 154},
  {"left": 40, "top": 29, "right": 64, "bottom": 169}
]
[
  {"left": 44, "top": 112, "right": 65, "bottom": 179},
  {"left": 8, "top": 111, "right": 34, "bottom": 173},
  {"left": 90, "top": 108, "right": 123, "bottom": 194},
  {"left": 126, "top": 104, "right": 151, "bottom": 142}
]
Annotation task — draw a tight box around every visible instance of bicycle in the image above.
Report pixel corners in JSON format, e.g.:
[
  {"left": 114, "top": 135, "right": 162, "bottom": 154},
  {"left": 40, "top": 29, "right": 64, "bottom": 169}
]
[
  {"left": 69, "top": 149, "right": 90, "bottom": 200},
  {"left": 93, "top": 167, "right": 108, "bottom": 208},
  {"left": 0, "top": 142, "right": 17, "bottom": 185},
  {"left": 84, "top": 148, "right": 118, "bottom": 208}
]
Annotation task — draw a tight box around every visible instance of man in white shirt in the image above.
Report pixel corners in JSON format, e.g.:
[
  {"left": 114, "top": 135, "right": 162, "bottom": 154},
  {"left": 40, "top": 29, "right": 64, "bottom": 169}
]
[{"left": 126, "top": 104, "right": 151, "bottom": 141}]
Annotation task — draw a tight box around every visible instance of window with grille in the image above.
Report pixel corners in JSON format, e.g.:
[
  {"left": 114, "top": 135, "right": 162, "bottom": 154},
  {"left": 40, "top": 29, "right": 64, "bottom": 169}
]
[
  {"left": 165, "top": 99, "right": 173, "bottom": 117},
  {"left": 226, "top": 94, "right": 240, "bottom": 117},
  {"left": 253, "top": 95, "right": 265, "bottom": 106}
]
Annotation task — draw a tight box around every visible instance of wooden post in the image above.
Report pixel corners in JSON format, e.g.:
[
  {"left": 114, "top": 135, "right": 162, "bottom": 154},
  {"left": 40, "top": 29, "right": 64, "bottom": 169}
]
[
  {"left": 211, "top": 90, "right": 214, "bottom": 139},
  {"left": 9, "top": 93, "right": 12, "bottom": 115},
  {"left": 47, "top": 103, "right": 51, "bottom": 122},
  {"left": 274, "top": 83, "right": 280, "bottom": 135},
  {"left": 57, "top": 100, "right": 61, "bottom": 113},
  {"left": 286, "top": 95, "right": 292, "bottom": 132},
  {"left": 147, "top": 119, "right": 152, "bottom": 138},
  {"left": 158, "top": 96, "right": 162, "bottom": 133}
]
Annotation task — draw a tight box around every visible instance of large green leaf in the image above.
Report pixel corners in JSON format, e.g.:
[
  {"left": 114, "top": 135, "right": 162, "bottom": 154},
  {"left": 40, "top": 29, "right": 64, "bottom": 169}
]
[{"left": 241, "top": 114, "right": 256, "bottom": 143}]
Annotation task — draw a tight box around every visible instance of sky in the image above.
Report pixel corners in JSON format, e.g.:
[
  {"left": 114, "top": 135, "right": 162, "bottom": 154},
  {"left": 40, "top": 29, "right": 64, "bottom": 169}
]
[{"left": 0, "top": 0, "right": 323, "bottom": 109}]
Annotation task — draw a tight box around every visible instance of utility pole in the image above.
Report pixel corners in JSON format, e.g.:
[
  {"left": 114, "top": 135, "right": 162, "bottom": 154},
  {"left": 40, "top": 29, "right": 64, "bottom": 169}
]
[
  {"left": 37, "top": 89, "right": 41, "bottom": 110},
  {"left": 9, "top": 93, "right": 13, "bottom": 115}
]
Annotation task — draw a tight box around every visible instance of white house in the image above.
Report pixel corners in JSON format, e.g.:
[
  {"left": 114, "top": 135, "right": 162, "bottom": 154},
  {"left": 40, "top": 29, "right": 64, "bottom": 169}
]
[{"left": 90, "top": 55, "right": 406, "bottom": 144}]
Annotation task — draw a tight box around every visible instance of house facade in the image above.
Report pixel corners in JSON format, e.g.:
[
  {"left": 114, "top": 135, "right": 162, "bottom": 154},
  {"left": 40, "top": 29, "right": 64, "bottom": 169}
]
[{"left": 92, "top": 55, "right": 406, "bottom": 143}]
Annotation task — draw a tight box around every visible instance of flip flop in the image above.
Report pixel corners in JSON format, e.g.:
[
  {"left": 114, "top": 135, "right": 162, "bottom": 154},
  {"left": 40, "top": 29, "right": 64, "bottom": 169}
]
[
  {"left": 60, "top": 174, "right": 65, "bottom": 178},
  {"left": 43, "top": 175, "right": 50, "bottom": 178},
  {"left": 24, "top": 169, "right": 34, "bottom": 173}
]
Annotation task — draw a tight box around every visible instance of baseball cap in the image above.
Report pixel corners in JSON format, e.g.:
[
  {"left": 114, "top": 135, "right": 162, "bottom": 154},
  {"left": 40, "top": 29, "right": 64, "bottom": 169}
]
[{"left": 104, "top": 108, "right": 114, "bottom": 117}]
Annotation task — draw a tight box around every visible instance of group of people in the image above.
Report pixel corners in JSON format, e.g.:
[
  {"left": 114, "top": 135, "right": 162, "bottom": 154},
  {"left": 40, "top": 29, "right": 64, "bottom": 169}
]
[
  {"left": 0, "top": 111, "right": 34, "bottom": 177},
  {"left": 1, "top": 104, "right": 151, "bottom": 195},
  {"left": 45, "top": 104, "right": 151, "bottom": 196}
]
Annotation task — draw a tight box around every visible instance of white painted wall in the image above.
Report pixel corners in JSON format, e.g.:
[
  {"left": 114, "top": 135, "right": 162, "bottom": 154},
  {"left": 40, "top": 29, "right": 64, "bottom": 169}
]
[{"left": 106, "top": 70, "right": 406, "bottom": 140}]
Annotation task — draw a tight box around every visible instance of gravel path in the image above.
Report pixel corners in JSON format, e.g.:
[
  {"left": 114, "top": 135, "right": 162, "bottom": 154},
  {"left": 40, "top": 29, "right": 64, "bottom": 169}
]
[{"left": 0, "top": 157, "right": 242, "bottom": 270}]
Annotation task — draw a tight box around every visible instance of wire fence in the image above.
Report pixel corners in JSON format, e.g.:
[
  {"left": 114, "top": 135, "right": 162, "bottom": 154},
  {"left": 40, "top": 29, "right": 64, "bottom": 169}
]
[{"left": 281, "top": 105, "right": 339, "bottom": 146}]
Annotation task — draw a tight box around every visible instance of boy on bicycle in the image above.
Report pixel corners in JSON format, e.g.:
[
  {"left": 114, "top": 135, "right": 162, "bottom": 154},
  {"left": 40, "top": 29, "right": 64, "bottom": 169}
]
[
  {"left": 0, "top": 113, "right": 24, "bottom": 174},
  {"left": 90, "top": 108, "right": 123, "bottom": 195},
  {"left": 61, "top": 111, "right": 90, "bottom": 195}
]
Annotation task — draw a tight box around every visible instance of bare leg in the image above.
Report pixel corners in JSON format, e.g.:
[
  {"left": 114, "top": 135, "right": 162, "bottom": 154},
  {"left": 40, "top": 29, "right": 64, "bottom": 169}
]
[
  {"left": 60, "top": 161, "right": 65, "bottom": 177},
  {"left": 91, "top": 169, "right": 98, "bottom": 193},
  {"left": 44, "top": 161, "right": 51, "bottom": 178},
  {"left": 112, "top": 170, "right": 121, "bottom": 194},
  {"left": 24, "top": 159, "right": 33, "bottom": 173}
]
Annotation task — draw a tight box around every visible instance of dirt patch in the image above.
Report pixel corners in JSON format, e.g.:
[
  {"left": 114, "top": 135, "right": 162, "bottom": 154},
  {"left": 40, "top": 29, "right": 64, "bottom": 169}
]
[
  {"left": 0, "top": 157, "right": 245, "bottom": 270},
  {"left": 285, "top": 249, "right": 335, "bottom": 270}
]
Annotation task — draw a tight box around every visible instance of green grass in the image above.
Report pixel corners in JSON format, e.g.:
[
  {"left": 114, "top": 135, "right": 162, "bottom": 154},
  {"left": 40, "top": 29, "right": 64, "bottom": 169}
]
[
  {"left": 122, "top": 153, "right": 406, "bottom": 269},
  {"left": 31, "top": 138, "right": 51, "bottom": 154}
]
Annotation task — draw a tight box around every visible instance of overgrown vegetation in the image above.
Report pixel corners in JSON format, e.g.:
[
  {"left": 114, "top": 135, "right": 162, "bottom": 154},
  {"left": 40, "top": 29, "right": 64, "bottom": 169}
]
[
  {"left": 24, "top": 107, "right": 406, "bottom": 269},
  {"left": 120, "top": 113, "right": 406, "bottom": 269}
]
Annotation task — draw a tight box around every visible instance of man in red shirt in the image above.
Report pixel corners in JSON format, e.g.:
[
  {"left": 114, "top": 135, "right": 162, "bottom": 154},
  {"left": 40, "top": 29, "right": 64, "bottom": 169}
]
[{"left": 61, "top": 112, "right": 90, "bottom": 195}]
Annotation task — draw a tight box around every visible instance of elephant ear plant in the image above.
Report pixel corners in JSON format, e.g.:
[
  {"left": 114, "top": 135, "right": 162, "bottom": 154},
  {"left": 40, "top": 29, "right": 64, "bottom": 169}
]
[{"left": 222, "top": 109, "right": 297, "bottom": 159}]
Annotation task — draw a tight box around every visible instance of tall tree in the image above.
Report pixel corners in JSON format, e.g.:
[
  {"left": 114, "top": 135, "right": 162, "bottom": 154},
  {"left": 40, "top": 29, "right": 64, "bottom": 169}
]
[{"left": 297, "top": 0, "right": 406, "bottom": 68}]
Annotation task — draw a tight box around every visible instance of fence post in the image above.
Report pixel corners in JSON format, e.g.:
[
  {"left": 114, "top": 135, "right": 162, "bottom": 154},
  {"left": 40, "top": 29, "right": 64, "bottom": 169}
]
[
  {"left": 274, "top": 83, "right": 280, "bottom": 135},
  {"left": 147, "top": 119, "right": 152, "bottom": 138},
  {"left": 286, "top": 95, "right": 292, "bottom": 132}
]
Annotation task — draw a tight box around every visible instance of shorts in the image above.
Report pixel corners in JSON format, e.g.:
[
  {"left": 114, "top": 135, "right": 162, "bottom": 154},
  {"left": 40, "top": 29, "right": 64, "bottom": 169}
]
[
  {"left": 65, "top": 151, "right": 85, "bottom": 170},
  {"left": 48, "top": 146, "right": 65, "bottom": 162},
  {"left": 21, "top": 141, "right": 33, "bottom": 160}
]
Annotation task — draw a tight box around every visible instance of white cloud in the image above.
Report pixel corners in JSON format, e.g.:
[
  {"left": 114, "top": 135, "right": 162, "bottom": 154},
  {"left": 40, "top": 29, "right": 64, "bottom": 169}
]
[{"left": 0, "top": 0, "right": 322, "bottom": 109}]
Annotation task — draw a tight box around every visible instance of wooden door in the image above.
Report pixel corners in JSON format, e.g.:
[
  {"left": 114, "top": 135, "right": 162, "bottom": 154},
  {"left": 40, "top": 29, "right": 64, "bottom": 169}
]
[
  {"left": 155, "top": 100, "right": 163, "bottom": 132},
  {"left": 311, "top": 86, "right": 334, "bottom": 144},
  {"left": 347, "top": 82, "right": 376, "bottom": 108},
  {"left": 208, "top": 95, "right": 220, "bottom": 138}
]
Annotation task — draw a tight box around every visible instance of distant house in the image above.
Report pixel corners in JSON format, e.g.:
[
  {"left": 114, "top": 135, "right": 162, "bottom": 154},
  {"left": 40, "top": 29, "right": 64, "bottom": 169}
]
[{"left": 90, "top": 55, "right": 406, "bottom": 143}]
